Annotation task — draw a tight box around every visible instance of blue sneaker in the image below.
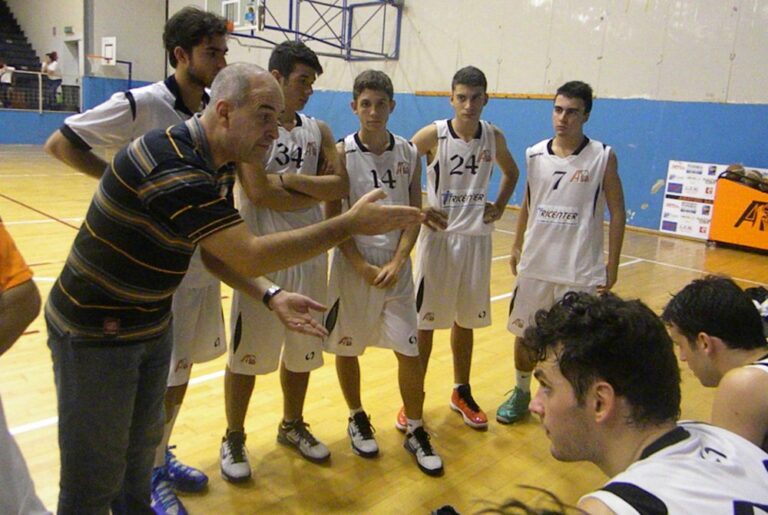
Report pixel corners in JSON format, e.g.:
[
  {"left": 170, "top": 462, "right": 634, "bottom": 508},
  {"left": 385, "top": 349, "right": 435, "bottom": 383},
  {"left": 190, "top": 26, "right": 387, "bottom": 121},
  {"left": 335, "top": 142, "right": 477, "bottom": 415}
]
[
  {"left": 165, "top": 445, "right": 208, "bottom": 492},
  {"left": 151, "top": 467, "right": 188, "bottom": 515},
  {"left": 496, "top": 386, "right": 531, "bottom": 424}
]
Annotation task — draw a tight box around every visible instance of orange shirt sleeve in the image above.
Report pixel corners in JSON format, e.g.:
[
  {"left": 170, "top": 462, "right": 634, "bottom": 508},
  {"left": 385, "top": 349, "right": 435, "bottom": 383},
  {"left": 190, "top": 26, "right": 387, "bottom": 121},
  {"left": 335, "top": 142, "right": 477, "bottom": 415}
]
[{"left": 0, "top": 221, "right": 33, "bottom": 292}]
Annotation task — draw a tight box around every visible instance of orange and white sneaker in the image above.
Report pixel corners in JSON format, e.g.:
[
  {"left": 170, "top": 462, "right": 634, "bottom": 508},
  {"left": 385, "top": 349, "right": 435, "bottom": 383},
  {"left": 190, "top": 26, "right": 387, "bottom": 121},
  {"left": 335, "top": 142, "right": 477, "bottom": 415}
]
[
  {"left": 395, "top": 406, "right": 407, "bottom": 432},
  {"left": 449, "top": 384, "right": 488, "bottom": 429}
]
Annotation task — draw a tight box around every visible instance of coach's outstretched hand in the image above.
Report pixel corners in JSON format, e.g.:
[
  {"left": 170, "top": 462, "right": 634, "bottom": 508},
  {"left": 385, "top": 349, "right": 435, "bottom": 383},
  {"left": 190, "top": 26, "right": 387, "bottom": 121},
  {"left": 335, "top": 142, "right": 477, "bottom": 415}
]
[
  {"left": 422, "top": 207, "right": 448, "bottom": 231},
  {"left": 344, "top": 189, "right": 423, "bottom": 235},
  {"left": 269, "top": 290, "right": 328, "bottom": 338}
]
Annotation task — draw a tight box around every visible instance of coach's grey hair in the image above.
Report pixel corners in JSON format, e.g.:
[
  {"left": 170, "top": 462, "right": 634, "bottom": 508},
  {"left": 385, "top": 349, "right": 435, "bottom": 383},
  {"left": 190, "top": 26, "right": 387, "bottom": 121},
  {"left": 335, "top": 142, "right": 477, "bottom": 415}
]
[{"left": 207, "top": 62, "right": 269, "bottom": 109}]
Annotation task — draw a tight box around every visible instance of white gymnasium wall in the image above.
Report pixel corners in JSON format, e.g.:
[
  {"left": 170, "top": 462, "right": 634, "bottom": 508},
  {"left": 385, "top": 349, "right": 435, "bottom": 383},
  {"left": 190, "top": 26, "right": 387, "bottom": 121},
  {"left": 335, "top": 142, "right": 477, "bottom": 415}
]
[
  {"left": 84, "top": 0, "right": 166, "bottom": 82},
  {"left": 7, "top": 0, "right": 767, "bottom": 102},
  {"left": 194, "top": 0, "right": 768, "bottom": 104}
]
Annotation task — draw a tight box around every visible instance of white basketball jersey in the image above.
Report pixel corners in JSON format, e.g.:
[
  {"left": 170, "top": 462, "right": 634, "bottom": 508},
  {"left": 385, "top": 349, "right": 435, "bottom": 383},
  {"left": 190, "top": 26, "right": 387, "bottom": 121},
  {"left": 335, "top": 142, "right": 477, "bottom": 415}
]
[
  {"left": 747, "top": 353, "right": 768, "bottom": 374},
  {"left": 425, "top": 119, "right": 496, "bottom": 236},
  {"left": 583, "top": 422, "right": 768, "bottom": 514},
  {"left": 343, "top": 132, "right": 418, "bottom": 250},
  {"left": 237, "top": 113, "right": 324, "bottom": 235},
  {"left": 517, "top": 137, "right": 611, "bottom": 286}
]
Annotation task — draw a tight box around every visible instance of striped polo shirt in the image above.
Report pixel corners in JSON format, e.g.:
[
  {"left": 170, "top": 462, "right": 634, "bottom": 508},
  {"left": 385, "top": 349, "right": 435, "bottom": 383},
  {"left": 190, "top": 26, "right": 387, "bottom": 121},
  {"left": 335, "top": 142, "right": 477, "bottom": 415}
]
[{"left": 45, "top": 116, "right": 242, "bottom": 343}]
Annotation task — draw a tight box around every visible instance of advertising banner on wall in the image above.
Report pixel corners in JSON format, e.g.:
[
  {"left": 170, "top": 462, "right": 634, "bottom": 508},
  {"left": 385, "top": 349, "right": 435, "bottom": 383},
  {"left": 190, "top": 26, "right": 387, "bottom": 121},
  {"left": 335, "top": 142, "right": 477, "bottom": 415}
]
[
  {"left": 660, "top": 160, "right": 768, "bottom": 240},
  {"left": 659, "top": 160, "right": 721, "bottom": 239}
]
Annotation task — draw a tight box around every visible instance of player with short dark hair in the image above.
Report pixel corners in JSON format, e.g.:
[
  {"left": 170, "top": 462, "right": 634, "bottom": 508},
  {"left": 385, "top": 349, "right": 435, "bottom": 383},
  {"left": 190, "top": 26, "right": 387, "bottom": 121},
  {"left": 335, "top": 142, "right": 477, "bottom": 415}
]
[
  {"left": 663, "top": 275, "right": 768, "bottom": 451},
  {"left": 324, "top": 69, "right": 443, "bottom": 475},
  {"left": 409, "top": 65, "right": 520, "bottom": 431},
  {"left": 220, "top": 41, "right": 348, "bottom": 481},
  {"left": 499, "top": 80, "right": 625, "bottom": 425}
]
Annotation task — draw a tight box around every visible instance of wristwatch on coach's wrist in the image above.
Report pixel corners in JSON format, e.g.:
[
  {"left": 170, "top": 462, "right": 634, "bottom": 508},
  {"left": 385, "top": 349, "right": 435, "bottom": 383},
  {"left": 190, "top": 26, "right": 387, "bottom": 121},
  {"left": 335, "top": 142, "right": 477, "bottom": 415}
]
[{"left": 262, "top": 285, "right": 283, "bottom": 310}]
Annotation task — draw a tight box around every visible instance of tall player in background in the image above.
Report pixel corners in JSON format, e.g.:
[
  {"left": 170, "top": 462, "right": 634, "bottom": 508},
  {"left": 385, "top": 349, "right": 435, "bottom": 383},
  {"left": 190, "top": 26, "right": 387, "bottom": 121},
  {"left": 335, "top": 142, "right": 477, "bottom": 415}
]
[
  {"left": 220, "top": 41, "right": 348, "bottom": 481},
  {"left": 324, "top": 70, "right": 443, "bottom": 475},
  {"left": 498, "top": 81, "right": 625, "bottom": 425},
  {"left": 410, "top": 66, "right": 519, "bottom": 430}
]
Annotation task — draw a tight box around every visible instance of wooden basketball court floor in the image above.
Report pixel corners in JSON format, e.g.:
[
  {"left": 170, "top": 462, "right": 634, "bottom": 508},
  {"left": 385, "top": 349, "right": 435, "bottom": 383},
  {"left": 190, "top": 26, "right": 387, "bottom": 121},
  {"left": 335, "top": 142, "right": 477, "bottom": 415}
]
[{"left": 1, "top": 144, "right": 766, "bottom": 513}]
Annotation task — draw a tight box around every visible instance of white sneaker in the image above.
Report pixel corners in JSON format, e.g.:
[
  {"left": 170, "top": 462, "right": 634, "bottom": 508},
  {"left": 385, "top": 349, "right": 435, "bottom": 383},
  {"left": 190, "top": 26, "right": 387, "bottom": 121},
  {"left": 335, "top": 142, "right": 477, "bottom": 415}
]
[
  {"left": 220, "top": 430, "right": 252, "bottom": 482},
  {"left": 347, "top": 411, "right": 379, "bottom": 458},
  {"left": 277, "top": 418, "right": 330, "bottom": 463},
  {"left": 404, "top": 426, "right": 443, "bottom": 476}
]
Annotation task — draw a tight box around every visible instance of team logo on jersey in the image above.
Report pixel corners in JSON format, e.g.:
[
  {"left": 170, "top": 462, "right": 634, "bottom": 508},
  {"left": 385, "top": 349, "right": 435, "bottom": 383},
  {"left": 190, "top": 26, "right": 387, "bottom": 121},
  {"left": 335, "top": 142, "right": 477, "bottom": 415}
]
[
  {"left": 339, "top": 336, "right": 353, "bottom": 347},
  {"left": 396, "top": 161, "right": 409, "bottom": 176},
  {"left": 734, "top": 201, "right": 768, "bottom": 231},
  {"left": 479, "top": 149, "right": 492, "bottom": 163},
  {"left": 510, "top": 318, "right": 524, "bottom": 328},
  {"left": 305, "top": 351, "right": 316, "bottom": 360},
  {"left": 213, "top": 337, "right": 221, "bottom": 348},
  {"left": 408, "top": 335, "right": 417, "bottom": 345},
  {"left": 305, "top": 141, "right": 318, "bottom": 157},
  {"left": 570, "top": 169, "right": 591, "bottom": 183},
  {"left": 535, "top": 205, "right": 579, "bottom": 225},
  {"left": 422, "top": 312, "right": 435, "bottom": 322},
  {"left": 441, "top": 189, "right": 486, "bottom": 209},
  {"left": 174, "top": 359, "right": 191, "bottom": 373},
  {"left": 477, "top": 310, "right": 487, "bottom": 319},
  {"left": 241, "top": 354, "right": 258, "bottom": 365}
]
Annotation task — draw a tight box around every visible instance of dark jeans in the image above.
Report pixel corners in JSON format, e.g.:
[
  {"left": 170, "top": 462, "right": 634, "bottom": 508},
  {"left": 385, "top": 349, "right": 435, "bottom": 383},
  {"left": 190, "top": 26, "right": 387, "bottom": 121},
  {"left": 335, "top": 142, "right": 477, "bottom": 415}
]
[
  {"left": 47, "top": 326, "right": 172, "bottom": 515},
  {"left": 44, "top": 78, "right": 61, "bottom": 109},
  {"left": 0, "top": 83, "right": 10, "bottom": 107}
]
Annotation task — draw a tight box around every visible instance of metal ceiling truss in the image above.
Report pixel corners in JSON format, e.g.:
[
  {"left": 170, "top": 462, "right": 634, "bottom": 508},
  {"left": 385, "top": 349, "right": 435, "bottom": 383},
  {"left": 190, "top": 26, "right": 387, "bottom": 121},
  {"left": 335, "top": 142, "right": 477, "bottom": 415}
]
[{"left": 210, "top": 0, "right": 403, "bottom": 61}]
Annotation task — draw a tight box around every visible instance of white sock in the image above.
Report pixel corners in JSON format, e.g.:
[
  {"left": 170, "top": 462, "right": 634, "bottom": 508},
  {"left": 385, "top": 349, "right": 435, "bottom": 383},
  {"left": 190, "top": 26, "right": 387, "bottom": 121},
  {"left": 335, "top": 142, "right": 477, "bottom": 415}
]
[
  {"left": 453, "top": 383, "right": 467, "bottom": 390},
  {"left": 349, "top": 407, "right": 364, "bottom": 417},
  {"left": 153, "top": 404, "right": 180, "bottom": 468},
  {"left": 406, "top": 418, "right": 423, "bottom": 434},
  {"left": 516, "top": 370, "right": 532, "bottom": 393}
]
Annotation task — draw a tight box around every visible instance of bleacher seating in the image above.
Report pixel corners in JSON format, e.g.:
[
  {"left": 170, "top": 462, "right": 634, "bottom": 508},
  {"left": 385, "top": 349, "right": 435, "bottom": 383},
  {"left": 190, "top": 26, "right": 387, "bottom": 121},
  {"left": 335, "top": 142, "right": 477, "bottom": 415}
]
[{"left": 0, "top": 0, "right": 78, "bottom": 111}]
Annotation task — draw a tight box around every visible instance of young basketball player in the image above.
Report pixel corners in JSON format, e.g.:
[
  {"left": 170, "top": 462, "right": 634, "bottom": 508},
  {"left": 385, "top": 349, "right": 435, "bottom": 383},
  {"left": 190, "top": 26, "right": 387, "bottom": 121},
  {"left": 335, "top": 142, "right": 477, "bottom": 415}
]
[
  {"left": 324, "top": 70, "right": 443, "bottom": 475},
  {"left": 662, "top": 275, "right": 768, "bottom": 451},
  {"left": 220, "top": 41, "right": 348, "bottom": 481},
  {"left": 499, "top": 80, "right": 625, "bottom": 425},
  {"left": 409, "top": 66, "right": 519, "bottom": 430}
]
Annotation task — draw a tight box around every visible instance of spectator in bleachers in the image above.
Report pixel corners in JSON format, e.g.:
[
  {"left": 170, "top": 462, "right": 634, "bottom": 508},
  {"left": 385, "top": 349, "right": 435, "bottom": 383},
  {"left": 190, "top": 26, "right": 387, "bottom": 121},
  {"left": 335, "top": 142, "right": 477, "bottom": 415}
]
[
  {"left": 41, "top": 51, "right": 61, "bottom": 109},
  {"left": 0, "top": 57, "right": 14, "bottom": 107}
]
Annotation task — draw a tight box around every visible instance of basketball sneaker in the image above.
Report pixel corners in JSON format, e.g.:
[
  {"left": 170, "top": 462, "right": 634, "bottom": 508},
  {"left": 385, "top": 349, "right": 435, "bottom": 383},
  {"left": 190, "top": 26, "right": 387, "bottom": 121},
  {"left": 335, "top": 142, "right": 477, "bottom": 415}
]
[
  {"left": 395, "top": 406, "right": 407, "bottom": 432},
  {"left": 496, "top": 386, "right": 531, "bottom": 424},
  {"left": 151, "top": 466, "right": 188, "bottom": 515},
  {"left": 165, "top": 446, "right": 208, "bottom": 492},
  {"left": 277, "top": 417, "right": 330, "bottom": 463},
  {"left": 404, "top": 426, "right": 443, "bottom": 476},
  {"left": 220, "top": 430, "right": 252, "bottom": 483},
  {"left": 347, "top": 411, "right": 379, "bottom": 458},
  {"left": 449, "top": 384, "right": 488, "bottom": 429}
]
